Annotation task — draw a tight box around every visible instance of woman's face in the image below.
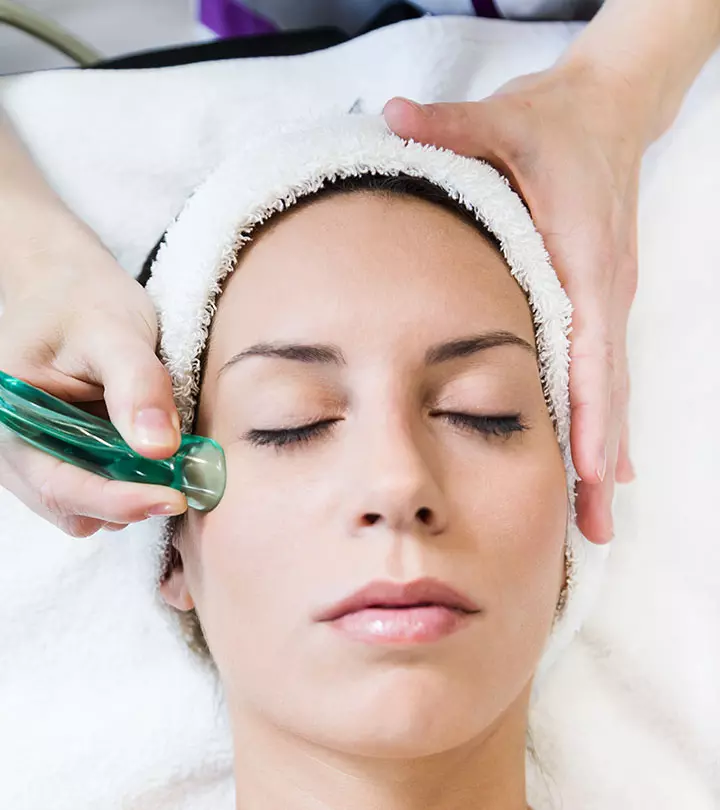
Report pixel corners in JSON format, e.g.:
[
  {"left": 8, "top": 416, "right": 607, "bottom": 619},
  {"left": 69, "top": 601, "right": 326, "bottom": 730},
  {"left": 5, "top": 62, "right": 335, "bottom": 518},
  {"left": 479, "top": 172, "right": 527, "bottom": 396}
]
[{"left": 162, "top": 190, "right": 567, "bottom": 758}]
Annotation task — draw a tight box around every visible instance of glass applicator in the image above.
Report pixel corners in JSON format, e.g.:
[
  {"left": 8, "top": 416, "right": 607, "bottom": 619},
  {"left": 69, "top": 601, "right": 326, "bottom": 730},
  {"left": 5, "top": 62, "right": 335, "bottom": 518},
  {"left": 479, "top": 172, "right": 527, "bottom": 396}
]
[{"left": 0, "top": 369, "right": 226, "bottom": 511}]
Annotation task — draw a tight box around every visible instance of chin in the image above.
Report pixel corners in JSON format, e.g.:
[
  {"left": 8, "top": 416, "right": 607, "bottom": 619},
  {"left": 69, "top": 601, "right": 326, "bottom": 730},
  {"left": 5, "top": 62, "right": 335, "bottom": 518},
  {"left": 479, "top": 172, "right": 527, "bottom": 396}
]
[
  {"left": 295, "top": 670, "right": 496, "bottom": 759},
  {"left": 310, "top": 712, "right": 483, "bottom": 760}
]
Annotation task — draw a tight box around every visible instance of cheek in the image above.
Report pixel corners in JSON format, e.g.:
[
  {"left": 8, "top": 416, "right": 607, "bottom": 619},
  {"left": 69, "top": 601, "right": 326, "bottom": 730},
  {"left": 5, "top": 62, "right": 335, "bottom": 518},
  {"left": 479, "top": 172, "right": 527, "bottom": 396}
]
[
  {"left": 453, "top": 436, "right": 568, "bottom": 624},
  {"left": 180, "top": 449, "right": 334, "bottom": 672}
]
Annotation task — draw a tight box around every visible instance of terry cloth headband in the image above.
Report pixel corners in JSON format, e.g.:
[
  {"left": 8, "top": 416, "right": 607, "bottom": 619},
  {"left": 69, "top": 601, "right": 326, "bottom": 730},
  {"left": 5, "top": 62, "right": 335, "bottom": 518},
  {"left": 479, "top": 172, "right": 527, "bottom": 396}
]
[{"left": 145, "top": 114, "right": 609, "bottom": 696}]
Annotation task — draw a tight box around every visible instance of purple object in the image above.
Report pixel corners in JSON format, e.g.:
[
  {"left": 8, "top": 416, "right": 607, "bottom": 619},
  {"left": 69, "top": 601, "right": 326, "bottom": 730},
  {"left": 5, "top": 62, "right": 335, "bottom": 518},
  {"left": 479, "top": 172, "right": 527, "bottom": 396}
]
[
  {"left": 472, "top": 0, "right": 500, "bottom": 17},
  {"left": 199, "top": 1, "right": 501, "bottom": 40},
  {"left": 200, "top": 0, "right": 278, "bottom": 37}
]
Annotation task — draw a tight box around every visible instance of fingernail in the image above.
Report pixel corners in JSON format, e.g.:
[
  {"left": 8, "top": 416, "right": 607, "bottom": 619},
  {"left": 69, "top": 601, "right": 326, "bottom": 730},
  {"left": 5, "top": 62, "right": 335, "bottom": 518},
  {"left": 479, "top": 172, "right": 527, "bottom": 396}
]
[
  {"left": 597, "top": 447, "right": 607, "bottom": 482},
  {"left": 146, "top": 503, "right": 185, "bottom": 517},
  {"left": 133, "top": 408, "right": 177, "bottom": 449},
  {"left": 399, "top": 97, "right": 427, "bottom": 115}
]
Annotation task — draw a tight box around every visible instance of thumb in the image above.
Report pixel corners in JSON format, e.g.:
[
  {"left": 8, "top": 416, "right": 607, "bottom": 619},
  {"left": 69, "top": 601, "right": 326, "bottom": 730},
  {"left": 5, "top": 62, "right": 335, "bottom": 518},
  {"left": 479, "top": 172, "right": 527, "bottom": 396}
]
[
  {"left": 383, "top": 97, "right": 492, "bottom": 157},
  {"left": 91, "top": 336, "right": 181, "bottom": 460}
]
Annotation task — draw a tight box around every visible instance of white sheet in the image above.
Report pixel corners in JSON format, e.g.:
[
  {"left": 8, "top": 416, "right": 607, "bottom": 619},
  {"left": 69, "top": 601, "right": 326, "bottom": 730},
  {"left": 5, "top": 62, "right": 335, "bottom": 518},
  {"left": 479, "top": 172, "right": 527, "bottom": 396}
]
[{"left": 1, "top": 15, "right": 719, "bottom": 809}]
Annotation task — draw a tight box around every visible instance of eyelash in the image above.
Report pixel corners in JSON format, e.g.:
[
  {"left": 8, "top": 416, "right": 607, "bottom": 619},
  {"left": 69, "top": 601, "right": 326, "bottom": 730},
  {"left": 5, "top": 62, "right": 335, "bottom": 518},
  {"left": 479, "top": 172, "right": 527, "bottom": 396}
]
[
  {"left": 246, "top": 420, "right": 337, "bottom": 448},
  {"left": 245, "top": 413, "right": 527, "bottom": 449},
  {"left": 435, "top": 412, "right": 527, "bottom": 438}
]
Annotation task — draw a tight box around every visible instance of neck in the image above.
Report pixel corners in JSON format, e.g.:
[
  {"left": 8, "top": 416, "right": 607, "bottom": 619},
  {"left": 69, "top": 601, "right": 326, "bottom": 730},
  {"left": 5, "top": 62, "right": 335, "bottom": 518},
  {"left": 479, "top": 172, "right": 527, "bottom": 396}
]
[{"left": 231, "top": 687, "right": 531, "bottom": 810}]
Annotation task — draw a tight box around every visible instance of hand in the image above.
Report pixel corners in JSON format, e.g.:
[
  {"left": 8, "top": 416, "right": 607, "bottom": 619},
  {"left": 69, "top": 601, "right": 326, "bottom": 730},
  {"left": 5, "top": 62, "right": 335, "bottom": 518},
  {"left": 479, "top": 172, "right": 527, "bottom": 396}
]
[
  {"left": 0, "top": 228, "right": 187, "bottom": 537},
  {"left": 384, "top": 62, "right": 643, "bottom": 543}
]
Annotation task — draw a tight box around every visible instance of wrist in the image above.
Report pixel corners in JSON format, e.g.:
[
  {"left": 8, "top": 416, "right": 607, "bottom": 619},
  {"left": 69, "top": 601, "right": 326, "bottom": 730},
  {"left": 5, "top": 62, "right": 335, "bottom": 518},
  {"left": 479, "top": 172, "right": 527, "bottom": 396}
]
[
  {"left": 553, "top": 50, "right": 671, "bottom": 146},
  {"left": 557, "top": 0, "right": 720, "bottom": 146},
  {"left": 0, "top": 199, "right": 105, "bottom": 300}
]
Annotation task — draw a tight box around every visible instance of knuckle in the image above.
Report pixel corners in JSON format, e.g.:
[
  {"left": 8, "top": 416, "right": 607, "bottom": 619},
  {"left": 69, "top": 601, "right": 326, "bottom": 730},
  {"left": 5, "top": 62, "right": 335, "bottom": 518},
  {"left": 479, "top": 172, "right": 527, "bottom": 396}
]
[
  {"left": 601, "top": 338, "right": 616, "bottom": 370},
  {"left": 612, "top": 370, "right": 631, "bottom": 408},
  {"left": 81, "top": 476, "right": 141, "bottom": 524},
  {"left": 447, "top": 103, "right": 473, "bottom": 131},
  {"left": 615, "top": 255, "right": 638, "bottom": 304},
  {"left": 573, "top": 334, "right": 616, "bottom": 373},
  {"left": 58, "top": 515, "right": 102, "bottom": 539},
  {"left": 501, "top": 132, "right": 537, "bottom": 176},
  {"left": 38, "top": 476, "right": 66, "bottom": 518},
  {"left": 37, "top": 465, "right": 92, "bottom": 522},
  {"left": 137, "top": 310, "right": 159, "bottom": 348},
  {"left": 77, "top": 474, "right": 118, "bottom": 520}
]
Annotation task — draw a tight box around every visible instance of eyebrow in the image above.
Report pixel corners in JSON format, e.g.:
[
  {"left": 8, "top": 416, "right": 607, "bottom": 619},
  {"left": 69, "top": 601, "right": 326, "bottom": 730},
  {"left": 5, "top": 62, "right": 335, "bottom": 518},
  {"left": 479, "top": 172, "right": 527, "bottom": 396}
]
[
  {"left": 217, "top": 330, "right": 535, "bottom": 378},
  {"left": 424, "top": 331, "right": 536, "bottom": 364},
  {"left": 217, "top": 342, "right": 345, "bottom": 376}
]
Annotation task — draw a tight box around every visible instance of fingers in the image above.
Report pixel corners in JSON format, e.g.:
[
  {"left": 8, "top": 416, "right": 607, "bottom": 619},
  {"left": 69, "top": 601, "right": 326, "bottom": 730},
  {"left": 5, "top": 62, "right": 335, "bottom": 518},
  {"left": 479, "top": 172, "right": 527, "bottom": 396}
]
[
  {"left": 576, "top": 383, "right": 624, "bottom": 544},
  {"left": 383, "top": 97, "right": 494, "bottom": 157},
  {"left": 575, "top": 480, "right": 612, "bottom": 545},
  {"left": 570, "top": 283, "right": 635, "bottom": 542},
  {"left": 610, "top": 357, "right": 634, "bottom": 485},
  {"left": 568, "top": 323, "right": 613, "bottom": 486},
  {"left": 37, "top": 460, "right": 187, "bottom": 524},
  {"left": 0, "top": 437, "right": 187, "bottom": 538},
  {"left": 614, "top": 208, "right": 638, "bottom": 486},
  {"left": 615, "top": 418, "right": 635, "bottom": 483},
  {"left": 54, "top": 515, "right": 109, "bottom": 539},
  {"left": 574, "top": 357, "right": 622, "bottom": 543},
  {"left": 534, "top": 179, "right": 635, "bottom": 541},
  {"left": 89, "top": 333, "right": 181, "bottom": 461}
]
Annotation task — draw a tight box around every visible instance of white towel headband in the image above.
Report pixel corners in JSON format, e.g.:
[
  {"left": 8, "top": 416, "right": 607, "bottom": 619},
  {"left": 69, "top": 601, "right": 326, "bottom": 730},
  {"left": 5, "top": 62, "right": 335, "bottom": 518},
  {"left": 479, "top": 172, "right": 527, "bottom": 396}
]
[{"left": 145, "top": 114, "right": 609, "bottom": 696}]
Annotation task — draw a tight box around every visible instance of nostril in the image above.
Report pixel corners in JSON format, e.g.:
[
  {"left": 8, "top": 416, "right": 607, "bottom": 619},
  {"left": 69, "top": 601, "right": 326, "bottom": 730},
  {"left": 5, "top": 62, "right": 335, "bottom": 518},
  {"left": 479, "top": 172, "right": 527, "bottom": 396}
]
[
  {"left": 359, "top": 509, "right": 436, "bottom": 529},
  {"left": 416, "top": 507, "right": 432, "bottom": 525}
]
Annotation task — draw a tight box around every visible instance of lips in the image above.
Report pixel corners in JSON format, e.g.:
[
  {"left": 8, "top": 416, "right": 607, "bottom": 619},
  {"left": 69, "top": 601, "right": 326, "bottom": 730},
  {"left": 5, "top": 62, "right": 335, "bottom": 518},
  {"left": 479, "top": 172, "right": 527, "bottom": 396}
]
[{"left": 315, "top": 578, "right": 481, "bottom": 622}]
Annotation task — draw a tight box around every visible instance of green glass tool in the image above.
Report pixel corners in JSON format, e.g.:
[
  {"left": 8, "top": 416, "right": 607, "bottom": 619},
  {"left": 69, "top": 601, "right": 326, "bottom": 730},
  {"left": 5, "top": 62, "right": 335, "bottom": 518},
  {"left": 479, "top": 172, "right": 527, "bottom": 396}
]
[{"left": 0, "top": 369, "right": 226, "bottom": 511}]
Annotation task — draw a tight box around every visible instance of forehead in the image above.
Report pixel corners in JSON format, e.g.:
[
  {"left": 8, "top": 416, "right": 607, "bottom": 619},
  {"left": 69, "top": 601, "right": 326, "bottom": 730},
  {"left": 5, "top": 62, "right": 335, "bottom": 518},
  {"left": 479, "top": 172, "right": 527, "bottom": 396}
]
[{"left": 208, "top": 192, "right": 535, "bottom": 358}]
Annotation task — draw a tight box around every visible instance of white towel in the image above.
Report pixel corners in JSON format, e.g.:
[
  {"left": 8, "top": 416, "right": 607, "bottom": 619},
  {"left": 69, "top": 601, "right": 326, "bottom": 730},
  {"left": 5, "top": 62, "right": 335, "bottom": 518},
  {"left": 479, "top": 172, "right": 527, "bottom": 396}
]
[{"left": 1, "top": 15, "right": 719, "bottom": 810}]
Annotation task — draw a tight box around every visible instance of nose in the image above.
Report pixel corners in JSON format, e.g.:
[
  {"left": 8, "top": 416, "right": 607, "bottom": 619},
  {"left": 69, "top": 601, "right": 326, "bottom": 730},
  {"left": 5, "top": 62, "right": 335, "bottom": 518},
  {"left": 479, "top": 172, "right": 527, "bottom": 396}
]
[{"left": 349, "top": 423, "right": 449, "bottom": 537}]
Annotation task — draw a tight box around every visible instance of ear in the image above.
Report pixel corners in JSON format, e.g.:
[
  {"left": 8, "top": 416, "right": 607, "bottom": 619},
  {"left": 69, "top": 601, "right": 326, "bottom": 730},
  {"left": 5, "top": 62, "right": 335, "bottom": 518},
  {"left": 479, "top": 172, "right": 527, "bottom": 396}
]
[{"left": 159, "top": 566, "right": 195, "bottom": 611}]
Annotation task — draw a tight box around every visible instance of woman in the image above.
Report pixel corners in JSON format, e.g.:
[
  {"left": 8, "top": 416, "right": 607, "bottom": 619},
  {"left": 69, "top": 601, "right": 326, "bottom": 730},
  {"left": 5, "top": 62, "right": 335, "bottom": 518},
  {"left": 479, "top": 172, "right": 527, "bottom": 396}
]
[
  {"left": 131, "top": 115, "right": 606, "bottom": 809},
  {"left": 1, "top": 0, "right": 718, "bottom": 549}
]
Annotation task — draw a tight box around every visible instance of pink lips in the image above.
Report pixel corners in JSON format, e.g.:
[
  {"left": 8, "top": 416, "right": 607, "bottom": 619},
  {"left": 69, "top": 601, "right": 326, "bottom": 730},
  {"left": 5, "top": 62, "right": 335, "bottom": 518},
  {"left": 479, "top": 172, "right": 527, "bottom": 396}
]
[{"left": 315, "top": 578, "right": 481, "bottom": 645}]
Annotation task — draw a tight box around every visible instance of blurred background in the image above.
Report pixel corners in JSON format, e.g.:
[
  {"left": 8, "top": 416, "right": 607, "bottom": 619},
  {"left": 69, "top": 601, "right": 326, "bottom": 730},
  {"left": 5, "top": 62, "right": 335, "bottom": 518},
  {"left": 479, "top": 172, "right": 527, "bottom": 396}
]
[{"left": 0, "top": 0, "right": 212, "bottom": 74}]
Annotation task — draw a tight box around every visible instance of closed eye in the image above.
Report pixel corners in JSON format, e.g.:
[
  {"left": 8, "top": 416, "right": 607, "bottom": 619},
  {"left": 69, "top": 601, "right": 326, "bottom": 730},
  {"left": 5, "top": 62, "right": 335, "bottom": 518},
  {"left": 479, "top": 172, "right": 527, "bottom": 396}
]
[
  {"left": 245, "top": 419, "right": 339, "bottom": 448},
  {"left": 434, "top": 412, "right": 528, "bottom": 438},
  {"left": 245, "top": 412, "right": 526, "bottom": 450}
]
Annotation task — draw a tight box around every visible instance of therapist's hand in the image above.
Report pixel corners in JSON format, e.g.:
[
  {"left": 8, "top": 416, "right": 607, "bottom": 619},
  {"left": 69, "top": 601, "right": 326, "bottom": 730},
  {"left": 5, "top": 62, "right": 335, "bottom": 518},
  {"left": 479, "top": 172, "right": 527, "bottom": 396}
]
[
  {"left": 384, "top": 62, "right": 643, "bottom": 544},
  {"left": 0, "top": 229, "right": 187, "bottom": 537}
]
